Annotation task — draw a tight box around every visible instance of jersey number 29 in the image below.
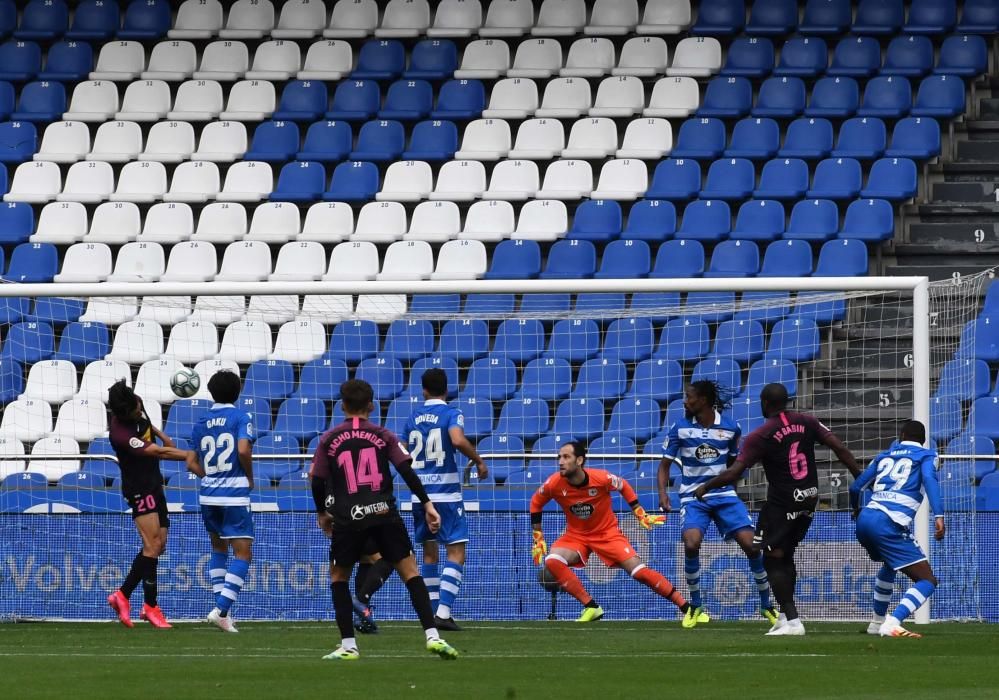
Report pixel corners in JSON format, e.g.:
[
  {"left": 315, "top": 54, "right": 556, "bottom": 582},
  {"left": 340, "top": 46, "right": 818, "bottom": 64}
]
[
  {"left": 873, "top": 457, "right": 913, "bottom": 492},
  {"left": 200, "top": 433, "right": 235, "bottom": 476},
  {"left": 409, "top": 428, "right": 445, "bottom": 469}
]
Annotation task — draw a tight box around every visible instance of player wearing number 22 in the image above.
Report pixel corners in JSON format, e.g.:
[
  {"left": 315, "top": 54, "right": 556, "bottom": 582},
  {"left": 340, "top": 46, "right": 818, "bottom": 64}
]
[
  {"left": 188, "top": 370, "right": 255, "bottom": 633},
  {"left": 851, "top": 420, "right": 945, "bottom": 639}
]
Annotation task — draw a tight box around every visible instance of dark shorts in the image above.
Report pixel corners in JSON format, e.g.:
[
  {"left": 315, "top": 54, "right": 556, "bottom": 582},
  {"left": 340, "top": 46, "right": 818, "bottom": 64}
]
[
  {"left": 754, "top": 502, "right": 815, "bottom": 555},
  {"left": 126, "top": 487, "right": 169, "bottom": 528},
  {"left": 330, "top": 517, "right": 413, "bottom": 569}
]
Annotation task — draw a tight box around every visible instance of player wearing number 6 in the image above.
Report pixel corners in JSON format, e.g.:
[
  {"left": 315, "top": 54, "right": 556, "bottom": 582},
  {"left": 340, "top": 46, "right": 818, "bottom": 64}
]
[
  {"left": 404, "top": 369, "right": 488, "bottom": 632},
  {"left": 188, "top": 370, "right": 255, "bottom": 633}
]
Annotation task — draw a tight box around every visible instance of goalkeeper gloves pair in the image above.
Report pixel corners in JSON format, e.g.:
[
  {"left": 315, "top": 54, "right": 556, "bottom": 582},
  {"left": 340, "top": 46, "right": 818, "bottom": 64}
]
[
  {"left": 634, "top": 506, "right": 666, "bottom": 530},
  {"left": 531, "top": 530, "right": 547, "bottom": 566}
]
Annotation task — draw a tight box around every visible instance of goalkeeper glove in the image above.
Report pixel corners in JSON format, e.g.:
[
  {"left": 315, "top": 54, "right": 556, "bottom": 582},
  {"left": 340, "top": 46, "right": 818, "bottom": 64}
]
[
  {"left": 531, "top": 530, "right": 548, "bottom": 566},
  {"left": 634, "top": 506, "right": 666, "bottom": 530}
]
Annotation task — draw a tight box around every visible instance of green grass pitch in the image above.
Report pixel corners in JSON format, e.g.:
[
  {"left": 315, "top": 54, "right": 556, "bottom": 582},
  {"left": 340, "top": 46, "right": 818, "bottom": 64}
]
[{"left": 0, "top": 620, "right": 996, "bottom": 699}]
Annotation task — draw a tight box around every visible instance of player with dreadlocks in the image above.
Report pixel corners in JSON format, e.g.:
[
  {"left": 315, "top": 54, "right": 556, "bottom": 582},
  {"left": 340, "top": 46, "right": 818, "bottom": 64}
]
[{"left": 657, "top": 380, "right": 777, "bottom": 629}]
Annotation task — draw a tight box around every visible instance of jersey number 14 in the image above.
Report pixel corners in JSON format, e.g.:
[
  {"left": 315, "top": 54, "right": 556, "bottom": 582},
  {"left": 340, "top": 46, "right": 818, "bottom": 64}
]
[{"left": 409, "top": 428, "right": 445, "bottom": 469}]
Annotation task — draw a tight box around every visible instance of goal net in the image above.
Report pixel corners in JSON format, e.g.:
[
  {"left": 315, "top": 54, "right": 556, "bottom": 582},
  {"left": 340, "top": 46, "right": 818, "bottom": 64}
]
[{"left": 0, "top": 273, "right": 988, "bottom": 623}]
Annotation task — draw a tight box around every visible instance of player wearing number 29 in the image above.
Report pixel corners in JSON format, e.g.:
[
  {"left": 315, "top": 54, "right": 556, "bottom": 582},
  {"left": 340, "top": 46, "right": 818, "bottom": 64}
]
[
  {"left": 404, "top": 369, "right": 488, "bottom": 632},
  {"left": 850, "top": 420, "right": 945, "bottom": 639},
  {"left": 188, "top": 370, "right": 255, "bottom": 633}
]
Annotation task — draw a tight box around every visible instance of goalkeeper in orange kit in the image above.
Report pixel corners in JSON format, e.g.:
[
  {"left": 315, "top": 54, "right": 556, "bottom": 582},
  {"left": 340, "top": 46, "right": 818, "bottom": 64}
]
[{"left": 529, "top": 441, "right": 691, "bottom": 622}]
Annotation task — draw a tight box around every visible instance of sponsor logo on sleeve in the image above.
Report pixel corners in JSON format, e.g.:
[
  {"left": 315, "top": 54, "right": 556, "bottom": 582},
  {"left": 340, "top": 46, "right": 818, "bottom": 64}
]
[
  {"left": 128, "top": 437, "right": 145, "bottom": 449},
  {"left": 456, "top": 413, "right": 465, "bottom": 427}
]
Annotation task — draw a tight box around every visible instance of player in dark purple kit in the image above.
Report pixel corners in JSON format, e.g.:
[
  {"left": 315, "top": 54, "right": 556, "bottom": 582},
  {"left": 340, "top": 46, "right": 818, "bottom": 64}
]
[
  {"left": 309, "top": 379, "right": 458, "bottom": 661},
  {"left": 694, "top": 383, "right": 861, "bottom": 636}
]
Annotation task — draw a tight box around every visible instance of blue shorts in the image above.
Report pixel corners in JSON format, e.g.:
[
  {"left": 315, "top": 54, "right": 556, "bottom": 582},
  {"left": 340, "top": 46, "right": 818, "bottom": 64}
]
[
  {"left": 413, "top": 501, "right": 468, "bottom": 546},
  {"left": 201, "top": 504, "right": 255, "bottom": 540},
  {"left": 680, "top": 497, "right": 755, "bottom": 539},
  {"left": 856, "top": 507, "right": 926, "bottom": 571}
]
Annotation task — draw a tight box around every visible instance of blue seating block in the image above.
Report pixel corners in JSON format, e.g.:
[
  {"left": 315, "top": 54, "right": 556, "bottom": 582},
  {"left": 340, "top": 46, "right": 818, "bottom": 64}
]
[
  {"left": 753, "top": 76, "right": 806, "bottom": 119},
  {"left": 245, "top": 120, "right": 300, "bottom": 162},
  {"left": 327, "top": 80, "right": 380, "bottom": 122},
  {"left": 732, "top": 199, "right": 785, "bottom": 242},
  {"left": 15, "top": 0, "right": 68, "bottom": 40},
  {"left": 67, "top": 0, "right": 119, "bottom": 40},
  {"left": 775, "top": 37, "right": 828, "bottom": 77},
  {"left": 378, "top": 79, "right": 433, "bottom": 121},
  {"left": 297, "top": 120, "right": 352, "bottom": 163},
  {"left": 430, "top": 79, "right": 485, "bottom": 120},
  {"left": 324, "top": 161, "right": 380, "bottom": 202},
  {"left": 118, "top": 0, "right": 171, "bottom": 40},
  {"left": 854, "top": 0, "right": 904, "bottom": 35},
  {"left": 778, "top": 117, "right": 832, "bottom": 159},
  {"left": 402, "top": 119, "right": 457, "bottom": 161},
  {"left": 759, "top": 239, "right": 813, "bottom": 276},
  {"left": 799, "top": 0, "right": 852, "bottom": 35},
  {"left": 352, "top": 39, "right": 406, "bottom": 80}
]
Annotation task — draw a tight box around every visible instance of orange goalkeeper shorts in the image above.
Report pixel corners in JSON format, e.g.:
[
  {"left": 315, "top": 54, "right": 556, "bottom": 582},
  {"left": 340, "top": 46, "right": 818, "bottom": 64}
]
[{"left": 553, "top": 530, "right": 637, "bottom": 568}]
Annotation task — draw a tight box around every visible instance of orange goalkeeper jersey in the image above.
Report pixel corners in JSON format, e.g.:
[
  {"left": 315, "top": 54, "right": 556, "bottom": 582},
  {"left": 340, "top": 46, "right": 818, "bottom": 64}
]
[{"left": 530, "top": 469, "right": 638, "bottom": 536}]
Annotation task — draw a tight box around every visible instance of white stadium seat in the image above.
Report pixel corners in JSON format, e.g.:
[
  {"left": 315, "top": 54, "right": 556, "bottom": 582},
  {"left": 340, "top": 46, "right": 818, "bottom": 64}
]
[
  {"left": 85, "top": 201, "right": 142, "bottom": 244},
  {"left": 4, "top": 161, "right": 61, "bottom": 203},
  {"left": 192, "top": 121, "right": 248, "bottom": 163},
  {"left": 139, "top": 121, "right": 195, "bottom": 163},
  {"left": 482, "top": 78, "right": 538, "bottom": 119},
  {"left": 298, "top": 40, "right": 353, "bottom": 81},
  {"left": 454, "top": 39, "right": 510, "bottom": 80},
  {"left": 563, "top": 117, "right": 618, "bottom": 159},
  {"left": 88, "top": 121, "right": 143, "bottom": 163},
  {"left": 246, "top": 40, "right": 301, "bottom": 81},
  {"left": 509, "top": 118, "right": 565, "bottom": 160},
  {"left": 354, "top": 295, "right": 407, "bottom": 323},
  {"left": 459, "top": 200, "right": 515, "bottom": 242},
  {"left": 617, "top": 118, "right": 673, "bottom": 159},
  {"left": 455, "top": 118, "right": 512, "bottom": 161},
  {"left": 508, "top": 38, "right": 563, "bottom": 79},
  {"left": 404, "top": 200, "right": 461, "bottom": 243},
  {"left": 164, "top": 321, "right": 220, "bottom": 364},
  {"left": 247, "top": 201, "right": 301, "bottom": 243},
  {"left": 325, "top": 0, "right": 379, "bottom": 38},
  {"left": 134, "top": 358, "right": 186, "bottom": 404},
  {"left": 219, "top": 0, "right": 276, "bottom": 40},
  {"left": 35, "top": 121, "right": 90, "bottom": 163},
  {"left": 244, "top": 295, "right": 300, "bottom": 325},
  {"left": 512, "top": 199, "right": 568, "bottom": 241},
  {"left": 76, "top": 360, "right": 131, "bottom": 402},
  {"left": 190, "top": 359, "right": 240, "bottom": 400},
  {"left": 160, "top": 241, "right": 218, "bottom": 283},
  {"left": 376, "top": 160, "right": 434, "bottom": 202},
  {"left": 28, "top": 436, "right": 80, "bottom": 484},
  {"left": 64, "top": 80, "right": 119, "bottom": 122},
  {"left": 109, "top": 161, "right": 168, "bottom": 204},
  {"left": 535, "top": 77, "right": 591, "bottom": 118},
  {"left": 107, "top": 319, "right": 164, "bottom": 364},
  {"left": 78, "top": 297, "right": 139, "bottom": 326},
  {"left": 91, "top": 42, "right": 145, "bottom": 81},
  {"left": 645, "top": 76, "right": 700, "bottom": 118},
  {"left": 54, "top": 399, "right": 107, "bottom": 443},
  {"left": 190, "top": 202, "right": 247, "bottom": 243},
  {"left": 536, "top": 159, "right": 593, "bottom": 200},
  {"left": 0, "top": 437, "right": 26, "bottom": 479},
  {"left": 216, "top": 240, "right": 272, "bottom": 282},
  {"left": 168, "top": 79, "right": 224, "bottom": 121},
  {"left": 270, "top": 241, "right": 326, "bottom": 281},
  {"left": 164, "top": 161, "right": 221, "bottom": 203},
  {"left": 219, "top": 80, "right": 276, "bottom": 122},
  {"left": 300, "top": 202, "right": 353, "bottom": 243},
  {"left": 376, "top": 0, "right": 431, "bottom": 38},
  {"left": 667, "top": 37, "right": 722, "bottom": 77},
  {"left": 53, "top": 242, "right": 112, "bottom": 283},
  {"left": 270, "top": 319, "right": 327, "bottom": 363},
  {"left": 136, "top": 202, "right": 192, "bottom": 244},
  {"left": 218, "top": 321, "right": 273, "bottom": 363},
  {"left": 482, "top": 159, "right": 539, "bottom": 201},
  {"left": 22, "top": 360, "right": 77, "bottom": 404},
  {"left": 137, "top": 295, "right": 192, "bottom": 326},
  {"left": 217, "top": 161, "right": 273, "bottom": 202},
  {"left": 590, "top": 76, "right": 645, "bottom": 117},
  {"left": 480, "top": 0, "right": 533, "bottom": 37},
  {"left": 116, "top": 80, "right": 171, "bottom": 122},
  {"left": 351, "top": 201, "right": 408, "bottom": 243},
  {"left": 591, "top": 159, "right": 650, "bottom": 200},
  {"left": 431, "top": 239, "right": 487, "bottom": 280},
  {"left": 534, "top": 0, "right": 587, "bottom": 36},
  {"left": 170, "top": 0, "right": 224, "bottom": 40},
  {"left": 31, "top": 201, "right": 88, "bottom": 244},
  {"left": 562, "top": 38, "right": 616, "bottom": 77},
  {"left": 638, "top": 0, "right": 692, "bottom": 35},
  {"left": 429, "top": 160, "right": 486, "bottom": 201},
  {"left": 614, "top": 37, "right": 670, "bottom": 77},
  {"left": 0, "top": 399, "right": 52, "bottom": 443},
  {"left": 57, "top": 161, "right": 114, "bottom": 203},
  {"left": 377, "top": 240, "right": 434, "bottom": 281},
  {"left": 142, "top": 40, "right": 198, "bottom": 82},
  {"left": 428, "top": 0, "right": 482, "bottom": 37},
  {"left": 301, "top": 295, "right": 353, "bottom": 323},
  {"left": 585, "top": 0, "right": 640, "bottom": 35},
  {"left": 188, "top": 296, "right": 245, "bottom": 326},
  {"left": 326, "top": 241, "right": 379, "bottom": 281},
  {"left": 107, "top": 241, "right": 165, "bottom": 282},
  {"left": 273, "top": 0, "right": 328, "bottom": 39}
]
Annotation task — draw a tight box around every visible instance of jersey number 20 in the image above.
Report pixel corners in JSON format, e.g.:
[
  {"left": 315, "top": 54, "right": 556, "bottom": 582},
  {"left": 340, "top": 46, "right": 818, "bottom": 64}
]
[
  {"left": 200, "top": 433, "right": 235, "bottom": 476},
  {"left": 409, "top": 428, "right": 445, "bottom": 469}
]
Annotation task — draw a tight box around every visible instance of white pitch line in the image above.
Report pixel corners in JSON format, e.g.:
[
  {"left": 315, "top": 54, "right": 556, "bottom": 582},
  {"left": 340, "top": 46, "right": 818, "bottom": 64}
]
[{"left": 0, "top": 650, "right": 837, "bottom": 660}]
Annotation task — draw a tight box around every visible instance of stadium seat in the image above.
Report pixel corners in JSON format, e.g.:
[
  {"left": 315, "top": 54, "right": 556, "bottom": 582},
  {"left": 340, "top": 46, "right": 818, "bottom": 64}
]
[
  {"left": 298, "top": 40, "right": 352, "bottom": 81},
  {"left": 705, "top": 240, "right": 759, "bottom": 278},
  {"left": 354, "top": 357, "right": 404, "bottom": 402},
  {"left": 885, "top": 117, "right": 940, "bottom": 161},
  {"left": 759, "top": 238, "right": 813, "bottom": 277},
  {"left": 536, "top": 159, "right": 592, "bottom": 200},
  {"left": 567, "top": 199, "right": 623, "bottom": 242},
  {"left": 119, "top": 0, "right": 170, "bottom": 40},
  {"left": 295, "top": 121, "right": 350, "bottom": 163},
  {"left": 676, "top": 200, "right": 731, "bottom": 242},
  {"left": 745, "top": 0, "right": 797, "bottom": 34},
  {"left": 0, "top": 202, "right": 32, "bottom": 243},
  {"left": 799, "top": 0, "right": 852, "bottom": 35},
  {"left": 668, "top": 38, "right": 723, "bottom": 77},
  {"left": 831, "top": 117, "right": 887, "bottom": 159},
  {"left": 860, "top": 157, "right": 917, "bottom": 200},
  {"left": 700, "top": 158, "right": 756, "bottom": 200},
  {"left": 350, "top": 200, "right": 406, "bottom": 243},
  {"left": 510, "top": 118, "right": 565, "bottom": 160},
  {"left": 621, "top": 199, "right": 676, "bottom": 242},
  {"left": 325, "top": 161, "right": 379, "bottom": 202},
  {"left": 402, "top": 119, "right": 458, "bottom": 162},
  {"left": 377, "top": 160, "right": 433, "bottom": 202},
  {"left": 838, "top": 198, "right": 895, "bottom": 242},
  {"left": 5, "top": 242, "right": 57, "bottom": 282},
  {"left": 53, "top": 322, "right": 109, "bottom": 366},
  {"left": 805, "top": 77, "right": 859, "bottom": 118},
  {"left": 273, "top": 0, "right": 327, "bottom": 39},
  {"left": 958, "top": 0, "right": 999, "bottom": 33},
  {"left": 406, "top": 200, "right": 462, "bottom": 243},
  {"left": 495, "top": 399, "right": 550, "bottom": 442},
  {"left": 691, "top": 0, "right": 745, "bottom": 35},
  {"left": 437, "top": 319, "right": 488, "bottom": 364},
  {"left": 562, "top": 37, "right": 616, "bottom": 78},
  {"left": 67, "top": 0, "right": 120, "bottom": 40},
  {"left": 539, "top": 239, "right": 596, "bottom": 280},
  {"left": 379, "top": 80, "right": 433, "bottom": 121},
  {"left": 936, "top": 358, "right": 991, "bottom": 401},
  {"left": 15, "top": 0, "right": 68, "bottom": 41},
  {"left": 649, "top": 238, "right": 703, "bottom": 278},
  {"left": 168, "top": 79, "right": 223, "bottom": 122},
  {"left": 858, "top": 76, "right": 912, "bottom": 119},
  {"left": 429, "top": 160, "right": 486, "bottom": 202},
  {"left": 12, "top": 80, "right": 66, "bottom": 123},
  {"left": 767, "top": 317, "right": 820, "bottom": 362},
  {"left": 671, "top": 118, "right": 726, "bottom": 160},
  {"left": 644, "top": 159, "right": 701, "bottom": 203},
  {"left": 806, "top": 158, "right": 863, "bottom": 200},
  {"left": 721, "top": 37, "right": 774, "bottom": 79},
  {"left": 520, "top": 358, "right": 572, "bottom": 402},
  {"left": 568, "top": 358, "right": 625, "bottom": 402},
  {"left": 533, "top": 77, "right": 590, "bottom": 119},
  {"left": 0, "top": 121, "right": 37, "bottom": 164},
  {"left": 0, "top": 357, "right": 22, "bottom": 403},
  {"left": 589, "top": 75, "right": 645, "bottom": 118},
  {"left": 607, "top": 398, "right": 660, "bottom": 443},
  {"left": 645, "top": 76, "right": 699, "bottom": 118},
  {"left": 246, "top": 40, "right": 301, "bottom": 81},
  {"left": 322, "top": 0, "right": 377, "bottom": 38},
  {"left": 272, "top": 161, "right": 325, "bottom": 203},
  {"left": 905, "top": 0, "right": 957, "bottom": 34},
  {"left": 0, "top": 40, "right": 40, "bottom": 82},
  {"left": 53, "top": 241, "right": 111, "bottom": 283},
  {"left": 882, "top": 36, "right": 934, "bottom": 77},
  {"left": 745, "top": 358, "right": 798, "bottom": 398},
  {"left": 731, "top": 200, "right": 785, "bottom": 242},
  {"left": 725, "top": 117, "right": 780, "bottom": 160},
  {"left": 911, "top": 75, "right": 965, "bottom": 118},
  {"left": 829, "top": 36, "right": 881, "bottom": 78},
  {"left": 814, "top": 239, "right": 868, "bottom": 276},
  {"left": 493, "top": 319, "right": 546, "bottom": 364},
  {"left": 273, "top": 80, "right": 327, "bottom": 122},
  {"left": 697, "top": 76, "right": 752, "bottom": 118},
  {"left": 775, "top": 37, "right": 828, "bottom": 78},
  {"left": 854, "top": 0, "right": 904, "bottom": 34},
  {"left": 616, "top": 117, "right": 672, "bottom": 160},
  {"left": 219, "top": 0, "right": 274, "bottom": 39},
  {"left": 479, "top": 0, "right": 532, "bottom": 37},
  {"left": 116, "top": 80, "right": 171, "bottom": 122},
  {"left": 508, "top": 37, "right": 563, "bottom": 79},
  {"left": 783, "top": 198, "right": 839, "bottom": 242},
  {"left": 0, "top": 82, "right": 14, "bottom": 121},
  {"left": 192, "top": 40, "right": 249, "bottom": 82}
]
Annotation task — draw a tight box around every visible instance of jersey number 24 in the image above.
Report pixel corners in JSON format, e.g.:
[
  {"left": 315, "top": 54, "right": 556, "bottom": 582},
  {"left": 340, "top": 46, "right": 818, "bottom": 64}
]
[{"left": 409, "top": 428, "right": 445, "bottom": 469}]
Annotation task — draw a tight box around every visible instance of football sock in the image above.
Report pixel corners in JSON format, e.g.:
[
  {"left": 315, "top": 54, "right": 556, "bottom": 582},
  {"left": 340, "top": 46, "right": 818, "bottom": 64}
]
[
  {"left": 632, "top": 565, "right": 687, "bottom": 609},
  {"left": 353, "top": 563, "right": 372, "bottom": 595},
  {"left": 340, "top": 636, "right": 357, "bottom": 652},
  {"left": 684, "top": 555, "right": 702, "bottom": 608},
  {"left": 764, "top": 556, "right": 798, "bottom": 620},
  {"left": 892, "top": 579, "right": 936, "bottom": 624},
  {"left": 873, "top": 564, "right": 896, "bottom": 617},
  {"left": 437, "top": 563, "right": 464, "bottom": 619},
  {"left": 357, "top": 559, "right": 394, "bottom": 605},
  {"left": 749, "top": 553, "right": 772, "bottom": 609},
  {"left": 209, "top": 551, "right": 228, "bottom": 596},
  {"left": 421, "top": 563, "right": 440, "bottom": 607},
  {"left": 120, "top": 550, "right": 145, "bottom": 599},
  {"left": 331, "top": 581, "right": 355, "bottom": 642},
  {"left": 140, "top": 555, "right": 159, "bottom": 607},
  {"left": 404, "top": 576, "right": 437, "bottom": 631},
  {"left": 217, "top": 557, "right": 250, "bottom": 616},
  {"left": 545, "top": 556, "right": 593, "bottom": 606}
]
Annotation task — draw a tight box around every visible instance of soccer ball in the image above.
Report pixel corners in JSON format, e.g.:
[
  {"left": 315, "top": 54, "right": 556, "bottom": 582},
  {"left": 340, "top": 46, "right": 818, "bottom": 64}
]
[{"left": 170, "top": 367, "right": 201, "bottom": 398}]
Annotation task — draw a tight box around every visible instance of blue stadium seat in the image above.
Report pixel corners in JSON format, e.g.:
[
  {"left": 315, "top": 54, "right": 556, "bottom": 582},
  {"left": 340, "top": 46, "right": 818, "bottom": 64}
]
[
  {"left": 32, "top": 296, "right": 82, "bottom": 326},
  {"left": 948, "top": 434, "right": 995, "bottom": 484},
  {"left": 731, "top": 199, "right": 785, "bottom": 242},
  {"left": 493, "top": 319, "right": 545, "bottom": 364},
  {"left": 603, "top": 318, "right": 655, "bottom": 364},
  {"left": 650, "top": 239, "right": 704, "bottom": 278},
  {"left": 11, "top": 81, "right": 66, "bottom": 123},
  {"left": 961, "top": 398, "right": 999, "bottom": 441},
  {"left": 745, "top": 358, "right": 798, "bottom": 398},
  {"left": 0, "top": 321, "right": 54, "bottom": 363},
  {"left": 0, "top": 202, "right": 33, "bottom": 243},
  {"left": 475, "top": 434, "right": 525, "bottom": 483},
  {"left": 904, "top": 0, "right": 957, "bottom": 34},
  {"left": 791, "top": 292, "right": 846, "bottom": 324},
  {"left": 404, "top": 356, "right": 459, "bottom": 399},
  {"left": 272, "top": 161, "right": 325, "bottom": 202},
  {"left": 733, "top": 291, "right": 792, "bottom": 326},
  {"left": 721, "top": 37, "right": 775, "bottom": 78},
  {"left": 645, "top": 159, "right": 702, "bottom": 201},
  {"left": 81, "top": 437, "right": 115, "bottom": 480},
  {"left": 545, "top": 319, "right": 600, "bottom": 363},
  {"left": 385, "top": 394, "right": 421, "bottom": 434},
  {"left": 0, "top": 358, "right": 23, "bottom": 403},
  {"left": 595, "top": 239, "right": 650, "bottom": 278},
  {"left": 730, "top": 395, "right": 765, "bottom": 434},
  {"left": 118, "top": 0, "right": 171, "bottom": 40},
  {"left": 697, "top": 77, "right": 752, "bottom": 118},
  {"left": 294, "top": 358, "right": 349, "bottom": 401},
  {"left": 327, "top": 320, "right": 379, "bottom": 364},
  {"left": 254, "top": 433, "right": 302, "bottom": 482},
  {"left": 837, "top": 198, "right": 894, "bottom": 241},
  {"left": 330, "top": 399, "right": 382, "bottom": 427},
  {"left": 571, "top": 358, "right": 627, "bottom": 401},
  {"left": 350, "top": 120, "right": 406, "bottom": 161},
  {"left": 352, "top": 39, "right": 406, "bottom": 80},
  {"left": 692, "top": 357, "right": 743, "bottom": 394},
  {"left": 705, "top": 240, "right": 759, "bottom": 278},
  {"left": 382, "top": 319, "right": 435, "bottom": 364},
  {"left": 759, "top": 239, "right": 813, "bottom": 276},
  {"left": 0, "top": 295, "right": 27, "bottom": 324},
  {"left": 828, "top": 36, "right": 881, "bottom": 78},
  {"left": 242, "top": 360, "right": 295, "bottom": 401},
  {"left": 882, "top": 36, "right": 934, "bottom": 77},
  {"left": 746, "top": 0, "right": 798, "bottom": 35},
  {"left": 463, "top": 293, "right": 515, "bottom": 317},
  {"left": 567, "top": 199, "right": 622, "bottom": 242},
  {"left": 430, "top": 79, "right": 485, "bottom": 120},
  {"left": 164, "top": 399, "right": 210, "bottom": 442},
  {"left": 244, "top": 120, "right": 301, "bottom": 162},
  {"left": 775, "top": 37, "right": 828, "bottom": 77},
  {"left": 56, "top": 470, "right": 103, "bottom": 489},
  {"left": 799, "top": 0, "right": 852, "bottom": 34},
  {"left": 404, "top": 39, "right": 457, "bottom": 80},
  {"left": 461, "top": 356, "right": 517, "bottom": 401},
  {"left": 831, "top": 117, "right": 886, "bottom": 159},
  {"left": 402, "top": 119, "right": 457, "bottom": 161},
  {"left": 38, "top": 40, "right": 93, "bottom": 81},
  {"left": 0, "top": 1, "right": 12, "bottom": 40},
  {"left": 53, "top": 321, "right": 109, "bottom": 365},
  {"left": 539, "top": 241, "right": 596, "bottom": 280},
  {"left": 805, "top": 76, "right": 859, "bottom": 118},
  {"left": 958, "top": 0, "right": 999, "bottom": 33},
  {"left": 885, "top": 117, "right": 940, "bottom": 160},
  {"left": 712, "top": 320, "right": 766, "bottom": 364},
  {"left": 815, "top": 239, "right": 869, "bottom": 276},
  {"left": 936, "top": 358, "right": 990, "bottom": 401},
  {"left": 958, "top": 315, "right": 999, "bottom": 362},
  {"left": 607, "top": 398, "right": 661, "bottom": 442},
  {"left": 66, "top": 0, "right": 119, "bottom": 40},
  {"left": 521, "top": 358, "right": 572, "bottom": 402},
  {"left": 767, "top": 318, "right": 820, "bottom": 361},
  {"left": 438, "top": 319, "right": 489, "bottom": 362},
  {"left": 676, "top": 200, "right": 731, "bottom": 242},
  {"left": 752, "top": 76, "right": 806, "bottom": 118},
  {"left": 858, "top": 76, "right": 912, "bottom": 119},
  {"left": 5, "top": 242, "right": 57, "bottom": 282},
  {"left": 324, "top": 161, "right": 380, "bottom": 201},
  {"left": 379, "top": 79, "right": 433, "bottom": 121},
  {"left": 754, "top": 158, "right": 809, "bottom": 200},
  {"left": 236, "top": 397, "right": 271, "bottom": 435},
  {"left": 483, "top": 239, "right": 541, "bottom": 279},
  {"left": 691, "top": 0, "right": 746, "bottom": 35},
  {"left": 622, "top": 199, "right": 676, "bottom": 241},
  {"left": 327, "top": 80, "right": 380, "bottom": 122},
  {"left": 853, "top": 0, "right": 904, "bottom": 34},
  {"left": 725, "top": 117, "right": 780, "bottom": 160},
  {"left": 911, "top": 75, "right": 965, "bottom": 118},
  {"left": 778, "top": 117, "right": 833, "bottom": 159},
  {"left": 654, "top": 319, "right": 710, "bottom": 362},
  {"left": 806, "top": 158, "right": 862, "bottom": 200},
  {"left": 588, "top": 434, "right": 637, "bottom": 473},
  {"left": 860, "top": 157, "right": 917, "bottom": 200},
  {"left": 629, "top": 292, "right": 681, "bottom": 324},
  {"left": 297, "top": 120, "right": 352, "bottom": 163},
  {"left": 784, "top": 198, "right": 839, "bottom": 241},
  {"left": 0, "top": 84, "right": 16, "bottom": 121},
  {"left": 628, "top": 358, "right": 683, "bottom": 403},
  {"left": 274, "top": 81, "right": 329, "bottom": 122},
  {"left": 670, "top": 119, "right": 726, "bottom": 160},
  {"left": 0, "top": 40, "right": 41, "bottom": 81},
  {"left": 15, "top": 0, "right": 68, "bottom": 40},
  {"left": 496, "top": 398, "right": 550, "bottom": 442},
  {"left": 700, "top": 158, "right": 755, "bottom": 200},
  {"left": 273, "top": 398, "right": 328, "bottom": 442},
  {"left": 551, "top": 398, "right": 605, "bottom": 441}
]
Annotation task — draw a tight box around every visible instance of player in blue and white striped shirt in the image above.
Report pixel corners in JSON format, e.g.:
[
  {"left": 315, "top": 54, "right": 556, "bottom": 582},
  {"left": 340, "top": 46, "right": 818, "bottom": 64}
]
[
  {"left": 404, "top": 369, "right": 488, "bottom": 632},
  {"left": 188, "top": 370, "right": 255, "bottom": 634},
  {"left": 657, "top": 381, "right": 776, "bottom": 629},
  {"left": 851, "top": 420, "right": 945, "bottom": 638}
]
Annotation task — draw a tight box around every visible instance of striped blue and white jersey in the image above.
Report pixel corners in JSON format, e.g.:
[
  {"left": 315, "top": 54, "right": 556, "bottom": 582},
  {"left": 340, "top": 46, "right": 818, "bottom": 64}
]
[
  {"left": 663, "top": 411, "right": 741, "bottom": 504},
  {"left": 191, "top": 403, "right": 255, "bottom": 506},
  {"left": 850, "top": 440, "right": 943, "bottom": 529},
  {"left": 404, "top": 399, "right": 464, "bottom": 504}
]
